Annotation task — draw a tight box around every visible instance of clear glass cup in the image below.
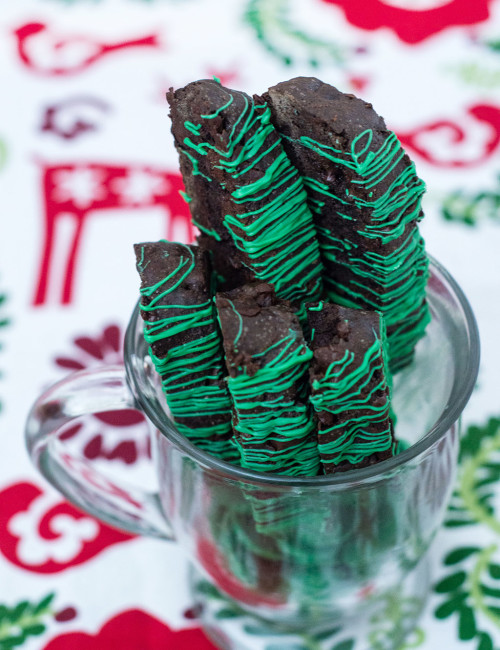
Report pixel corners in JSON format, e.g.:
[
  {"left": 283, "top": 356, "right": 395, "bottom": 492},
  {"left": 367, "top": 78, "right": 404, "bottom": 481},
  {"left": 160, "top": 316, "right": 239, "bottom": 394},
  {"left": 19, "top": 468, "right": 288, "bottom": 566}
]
[{"left": 25, "top": 257, "right": 479, "bottom": 650}]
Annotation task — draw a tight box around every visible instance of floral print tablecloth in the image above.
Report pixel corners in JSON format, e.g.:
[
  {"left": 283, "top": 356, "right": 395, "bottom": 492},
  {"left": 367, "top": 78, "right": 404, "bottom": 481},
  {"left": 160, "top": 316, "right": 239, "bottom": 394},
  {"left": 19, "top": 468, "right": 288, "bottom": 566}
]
[{"left": 1, "top": 1, "right": 500, "bottom": 648}]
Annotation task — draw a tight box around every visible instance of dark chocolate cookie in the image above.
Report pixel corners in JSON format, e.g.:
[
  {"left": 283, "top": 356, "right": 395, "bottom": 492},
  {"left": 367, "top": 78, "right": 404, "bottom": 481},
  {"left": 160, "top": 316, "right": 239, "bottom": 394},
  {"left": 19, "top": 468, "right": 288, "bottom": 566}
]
[
  {"left": 216, "top": 282, "right": 320, "bottom": 476},
  {"left": 264, "top": 77, "right": 430, "bottom": 371},
  {"left": 167, "top": 79, "right": 324, "bottom": 312},
  {"left": 135, "top": 240, "right": 237, "bottom": 461},
  {"left": 307, "top": 301, "right": 395, "bottom": 473}
]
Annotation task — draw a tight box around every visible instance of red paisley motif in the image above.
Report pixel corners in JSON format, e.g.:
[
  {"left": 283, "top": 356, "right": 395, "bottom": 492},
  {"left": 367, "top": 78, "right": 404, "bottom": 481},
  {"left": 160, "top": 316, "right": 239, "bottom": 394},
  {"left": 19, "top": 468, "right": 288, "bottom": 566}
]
[
  {"left": 320, "top": 0, "right": 494, "bottom": 44},
  {"left": 0, "top": 482, "right": 134, "bottom": 573},
  {"left": 396, "top": 103, "right": 500, "bottom": 167},
  {"left": 43, "top": 609, "right": 217, "bottom": 650}
]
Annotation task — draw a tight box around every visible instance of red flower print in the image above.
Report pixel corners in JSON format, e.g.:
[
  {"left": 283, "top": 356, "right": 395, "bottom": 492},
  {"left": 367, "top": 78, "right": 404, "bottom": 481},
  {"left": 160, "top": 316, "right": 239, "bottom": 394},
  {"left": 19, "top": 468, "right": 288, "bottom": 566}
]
[
  {"left": 54, "top": 324, "right": 150, "bottom": 466},
  {"left": 43, "top": 609, "right": 217, "bottom": 650},
  {"left": 0, "top": 482, "right": 134, "bottom": 573},
  {"left": 320, "top": 0, "right": 494, "bottom": 44}
]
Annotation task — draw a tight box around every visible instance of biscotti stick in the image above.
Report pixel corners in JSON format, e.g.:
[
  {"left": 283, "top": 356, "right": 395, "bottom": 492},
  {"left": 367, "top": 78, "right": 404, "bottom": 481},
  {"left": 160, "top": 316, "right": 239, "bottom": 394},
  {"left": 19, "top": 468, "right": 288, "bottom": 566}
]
[
  {"left": 307, "top": 301, "right": 395, "bottom": 473},
  {"left": 264, "top": 77, "right": 430, "bottom": 371},
  {"left": 134, "top": 240, "right": 238, "bottom": 461},
  {"left": 176, "top": 148, "right": 255, "bottom": 290},
  {"left": 215, "top": 283, "right": 320, "bottom": 477},
  {"left": 167, "top": 79, "right": 324, "bottom": 313}
]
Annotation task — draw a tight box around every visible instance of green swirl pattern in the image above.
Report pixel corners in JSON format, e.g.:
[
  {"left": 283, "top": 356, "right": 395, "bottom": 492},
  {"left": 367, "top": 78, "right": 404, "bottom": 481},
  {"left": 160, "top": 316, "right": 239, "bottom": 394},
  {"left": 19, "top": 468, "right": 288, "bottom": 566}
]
[
  {"left": 442, "top": 175, "right": 500, "bottom": 227},
  {"left": 244, "top": 0, "right": 347, "bottom": 67}
]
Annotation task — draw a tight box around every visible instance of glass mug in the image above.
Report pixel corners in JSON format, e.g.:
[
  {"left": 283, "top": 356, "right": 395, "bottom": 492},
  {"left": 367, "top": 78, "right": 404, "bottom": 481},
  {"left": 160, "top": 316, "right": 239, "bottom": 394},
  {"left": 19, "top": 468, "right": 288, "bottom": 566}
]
[{"left": 26, "top": 257, "right": 479, "bottom": 650}]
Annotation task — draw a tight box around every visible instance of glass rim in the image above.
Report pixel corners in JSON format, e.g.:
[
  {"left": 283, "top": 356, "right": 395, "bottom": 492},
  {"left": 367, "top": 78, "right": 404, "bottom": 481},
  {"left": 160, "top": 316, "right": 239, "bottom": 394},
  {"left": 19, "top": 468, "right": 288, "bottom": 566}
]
[{"left": 125, "top": 255, "right": 480, "bottom": 487}]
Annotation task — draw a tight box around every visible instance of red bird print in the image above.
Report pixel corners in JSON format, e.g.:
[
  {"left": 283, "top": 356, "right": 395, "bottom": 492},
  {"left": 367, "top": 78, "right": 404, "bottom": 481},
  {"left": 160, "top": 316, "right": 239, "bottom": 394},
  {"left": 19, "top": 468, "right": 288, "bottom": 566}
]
[{"left": 13, "top": 21, "right": 161, "bottom": 76}]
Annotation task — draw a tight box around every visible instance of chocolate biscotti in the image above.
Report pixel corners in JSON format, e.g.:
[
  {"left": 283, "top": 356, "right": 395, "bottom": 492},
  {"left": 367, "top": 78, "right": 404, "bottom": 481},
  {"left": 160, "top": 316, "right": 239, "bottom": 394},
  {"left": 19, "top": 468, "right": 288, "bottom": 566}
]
[
  {"left": 215, "top": 282, "right": 320, "bottom": 476},
  {"left": 134, "top": 240, "right": 238, "bottom": 461},
  {"left": 176, "top": 136, "right": 255, "bottom": 290},
  {"left": 307, "top": 301, "right": 395, "bottom": 473},
  {"left": 167, "top": 79, "right": 324, "bottom": 312},
  {"left": 263, "top": 77, "right": 430, "bottom": 372},
  {"left": 131, "top": 74, "right": 437, "bottom": 479}
]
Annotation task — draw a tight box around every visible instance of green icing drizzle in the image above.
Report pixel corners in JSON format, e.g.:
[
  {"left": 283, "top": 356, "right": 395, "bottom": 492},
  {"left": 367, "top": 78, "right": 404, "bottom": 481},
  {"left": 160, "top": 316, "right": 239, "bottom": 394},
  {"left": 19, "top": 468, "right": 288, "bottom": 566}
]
[
  {"left": 224, "top": 311, "right": 320, "bottom": 477},
  {"left": 162, "top": 84, "right": 424, "bottom": 477},
  {"left": 310, "top": 323, "right": 394, "bottom": 468},
  {"left": 180, "top": 148, "right": 212, "bottom": 182},
  {"left": 178, "top": 88, "right": 324, "bottom": 310},
  {"left": 136, "top": 245, "right": 147, "bottom": 273},
  {"left": 179, "top": 190, "right": 192, "bottom": 203},
  {"left": 321, "top": 228, "right": 430, "bottom": 371},
  {"left": 201, "top": 95, "right": 234, "bottom": 119},
  {"left": 138, "top": 243, "right": 238, "bottom": 461},
  {"left": 289, "top": 127, "right": 430, "bottom": 371},
  {"left": 191, "top": 218, "right": 222, "bottom": 241},
  {"left": 227, "top": 300, "right": 244, "bottom": 348},
  {"left": 184, "top": 122, "right": 202, "bottom": 136}
]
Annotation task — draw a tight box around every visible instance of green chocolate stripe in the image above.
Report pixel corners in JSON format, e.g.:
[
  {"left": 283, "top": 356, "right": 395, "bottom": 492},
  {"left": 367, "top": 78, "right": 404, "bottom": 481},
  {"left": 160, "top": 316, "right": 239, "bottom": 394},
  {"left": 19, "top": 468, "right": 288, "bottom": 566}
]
[
  {"left": 137, "top": 243, "right": 238, "bottom": 462},
  {"left": 226, "top": 327, "right": 320, "bottom": 477},
  {"left": 287, "top": 128, "right": 430, "bottom": 371},
  {"left": 178, "top": 88, "right": 324, "bottom": 309},
  {"left": 310, "top": 324, "right": 394, "bottom": 469}
]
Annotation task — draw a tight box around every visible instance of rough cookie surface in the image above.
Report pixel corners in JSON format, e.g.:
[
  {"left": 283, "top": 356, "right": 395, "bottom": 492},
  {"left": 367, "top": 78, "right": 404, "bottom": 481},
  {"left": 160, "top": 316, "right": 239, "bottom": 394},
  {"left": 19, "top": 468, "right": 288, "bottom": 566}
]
[
  {"left": 135, "top": 240, "right": 237, "bottom": 460},
  {"left": 167, "top": 79, "right": 324, "bottom": 309},
  {"left": 216, "top": 283, "right": 320, "bottom": 476},
  {"left": 307, "top": 301, "right": 395, "bottom": 473},
  {"left": 264, "top": 76, "right": 430, "bottom": 372}
]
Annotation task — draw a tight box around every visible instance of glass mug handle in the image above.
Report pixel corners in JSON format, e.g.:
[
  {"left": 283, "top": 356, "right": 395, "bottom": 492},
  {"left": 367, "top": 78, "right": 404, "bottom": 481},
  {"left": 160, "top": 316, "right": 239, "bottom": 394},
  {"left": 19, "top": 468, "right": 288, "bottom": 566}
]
[{"left": 25, "top": 365, "right": 174, "bottom": 540}]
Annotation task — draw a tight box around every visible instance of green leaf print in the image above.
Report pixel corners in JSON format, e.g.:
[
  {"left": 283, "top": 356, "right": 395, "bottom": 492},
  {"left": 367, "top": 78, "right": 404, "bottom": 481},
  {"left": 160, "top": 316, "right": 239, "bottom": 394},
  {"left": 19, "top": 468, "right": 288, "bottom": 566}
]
[
  {"left": 442, "top": 177, "right": 500, "bottom": 227},
  {"left": 0, "top": 594, "right": 55, "bottom": 649},
  {"left": 485, "top": 39, "right": 500, "bottom": 54},
  {"left": 368, "top": 590, "right": 425, "bottom": 650},
  {"left": 477, "top": 632, "right": 494, "bottom": 650},
  {"left": 445, "top": 417, "right": 500, "bottom": 531},
  {"left": 458, "top": 605, "right": 477, "bottom": 640},
  {"left": 244, "top": 0, "right": 347, "bottom": 67},
  {"left": 445, "top": 548, "right": 482, "bottom": 566},
  {"left": 435, "top": 417, "right": 500, "bottom": 648},
  {"left": 331, "top": 641, "right": 355, "bottom": 650},
  {"left": 435, "top": 593, "right": 469, "bottom": 620}
]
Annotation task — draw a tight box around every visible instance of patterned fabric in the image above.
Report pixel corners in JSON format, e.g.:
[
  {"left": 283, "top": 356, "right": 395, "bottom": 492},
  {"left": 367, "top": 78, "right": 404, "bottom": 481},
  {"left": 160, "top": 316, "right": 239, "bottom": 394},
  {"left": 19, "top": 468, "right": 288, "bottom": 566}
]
[{"left": 0, "top": 0, "right": 499, "bottom": 647}]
